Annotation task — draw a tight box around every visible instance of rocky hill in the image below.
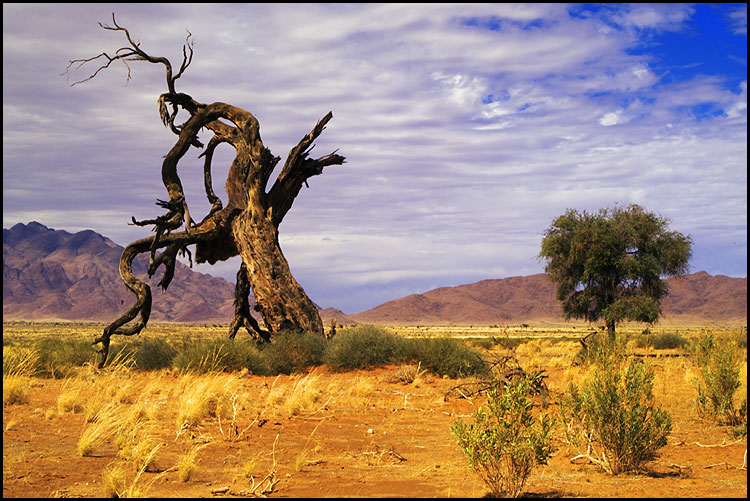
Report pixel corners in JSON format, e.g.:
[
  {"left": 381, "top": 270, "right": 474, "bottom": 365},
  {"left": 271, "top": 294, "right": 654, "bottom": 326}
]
[
  {"left": 348, "top": 272, "right": 747, "bottom": 326},
  {"left": 3, "top": 222, "right": 237, "bottom": 322}
]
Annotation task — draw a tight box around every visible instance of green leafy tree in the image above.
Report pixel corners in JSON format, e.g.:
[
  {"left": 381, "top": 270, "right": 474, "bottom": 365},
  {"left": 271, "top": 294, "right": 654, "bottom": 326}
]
[{"left": 539, "top": 204, "right": 692, "bottom": 341}]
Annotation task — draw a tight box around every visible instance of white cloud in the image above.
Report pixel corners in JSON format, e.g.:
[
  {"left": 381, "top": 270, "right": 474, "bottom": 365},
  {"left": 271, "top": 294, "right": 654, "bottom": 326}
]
[{"left": 599, "top": 111, "right": 623, "bottom": 126}]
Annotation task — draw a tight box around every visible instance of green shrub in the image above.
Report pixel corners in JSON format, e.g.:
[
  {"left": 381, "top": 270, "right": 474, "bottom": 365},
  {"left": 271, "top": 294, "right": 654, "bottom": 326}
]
[
  {"left": 452, "top": 372, "right": 555, "bottom": 498},
  {"left": 469, "top": 337, "right": 497, "bottom": 349},
  {"left": 323, "top": 325, "right": 400, "bottom": 371},
  {"left": 403, "top": 337, "right": 488, "bottom": 378},
  {"left": 637, "top": 332, "right": 688, "bottom": 350},
  {"left": 559, "top": 358, "right": 671, "bottom": 474},
  {"left": 574, "top": 331, "right": 626, "bottom": 367},
  {"left": 112, "top": 337, "right": 178, "bottom": 371},
  {"left": 261, "top": 330, "right": 326, "bottom": 375},
  {"left": 693, "top": 332, "right": 746, "bottom": 431},
  {"left": 36, "top": 338, "right": 95, "bottom": 378}
]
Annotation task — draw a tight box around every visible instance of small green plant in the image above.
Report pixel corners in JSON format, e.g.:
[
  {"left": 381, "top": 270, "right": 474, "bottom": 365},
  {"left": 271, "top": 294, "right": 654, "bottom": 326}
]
[
  {"left": 692, "top": 331, "right": 746, "bottom": 433},
  {"left": 451, "top": 372, "right": 555, "bottom": 498},
  {"left": 559, "top": 358, "right": 672, "bottom": 474}
]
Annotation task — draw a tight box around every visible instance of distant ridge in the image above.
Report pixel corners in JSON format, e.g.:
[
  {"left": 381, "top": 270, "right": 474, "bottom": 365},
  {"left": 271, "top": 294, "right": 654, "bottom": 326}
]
[
  {"left": 3, "top": 222, "right": 746, "bottom": 326},
  {"left": 347, "top": 272, "right": 747, "bottom": 326},
  {"left": 3, "top": 222, "right": 237, "bottom": 322}
]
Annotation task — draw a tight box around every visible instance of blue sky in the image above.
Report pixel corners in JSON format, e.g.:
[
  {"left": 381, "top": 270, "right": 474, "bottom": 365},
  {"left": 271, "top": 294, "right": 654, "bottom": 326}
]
[{"left": 3, "top": 3, "right": 747, "bottom": 314}]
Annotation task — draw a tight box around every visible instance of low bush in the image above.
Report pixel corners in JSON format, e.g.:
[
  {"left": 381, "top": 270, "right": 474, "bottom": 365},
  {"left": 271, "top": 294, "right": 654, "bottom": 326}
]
[
  {"left": 323, "top": 325, "right": 401, "bottom": 371},
  {"left": 116, "top": 337, "right": 178, "bottom": 371},
  {"left": 403, "top": 337, "right": 488, "bottom": 378},
  {"left": 261, "top": 330, "right": 326, "bottom": 375},
  {"left": 452, "top": 372, "right": 555, "bottom": 497},
  {"left": 692, "top": 331, "right": 746, "bottom": 433},
  {"left": 559, "top": 358, "right": 672, "bottom": 474},
  {"left": 636, "top": 331, "right": 688, "bottom": 350},
  {"left": 36, "top": 338, "right": 94, "bottom": 378}
]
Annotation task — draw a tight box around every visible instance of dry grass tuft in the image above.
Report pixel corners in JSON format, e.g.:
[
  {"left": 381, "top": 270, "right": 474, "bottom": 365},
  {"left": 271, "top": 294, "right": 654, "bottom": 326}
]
[
  {"left": 282, "top": 371, "right": 326, "bottom": 417},
  {"left": 3, "top": 376, "right": 32, "bottom": 406},
  {"left": 175, "top": 373, "right": 242, "bottom": 432},
  {"left": 176, "top": 443, "right": 208, "bottom": 482}
]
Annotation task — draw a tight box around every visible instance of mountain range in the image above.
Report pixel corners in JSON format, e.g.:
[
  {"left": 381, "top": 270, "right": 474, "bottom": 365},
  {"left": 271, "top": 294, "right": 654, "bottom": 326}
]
[
  {"left": 3, "top": 222, "right": 747, "bottom": 326},
  {"left": 3, "top": 222, "right": 236, "bottom": 322}
]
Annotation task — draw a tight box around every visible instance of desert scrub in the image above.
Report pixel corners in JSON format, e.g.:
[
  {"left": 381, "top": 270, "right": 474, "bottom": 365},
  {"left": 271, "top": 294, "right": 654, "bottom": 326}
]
[
  {"left": 635, "top": 331, "right": 688, "bottom": 350},
  {"left": 692, "top": 331, "right": 746, "bottom": 433},
  {"left": 112, "top": 336, "right": 179, "bottom": 371},
  {"left": 175, "top": 373, "right": 242, "bottom": 431},
  {"left": 172, "top": 337, "right": 268, "bottom": 374},
  {"left": 261, "top": 330, "right": 326, "bottom": 375},
  {"left": 323, "top": 325, "right": 401, "bottom": 371},
  {"left": 452, "top": 372, "right": 555, "bottom": 498},
  {"left": 3, "top": 345, "right": 39, "bottom": 405},
  {"left": 403, "top": 337, "right": 488, "bottom": 378},
  {"left": 559, "top": 358, "right": 672, "bottom": 474},
  {"left": 35, "top": 338, "right": 95, "bottom": 378}
]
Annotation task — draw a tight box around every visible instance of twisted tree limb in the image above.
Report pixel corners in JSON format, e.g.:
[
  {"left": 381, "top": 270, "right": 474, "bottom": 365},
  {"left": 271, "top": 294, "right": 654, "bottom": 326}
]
[{"left": 69, "top": 14, "right": 345, "bottom": 367}]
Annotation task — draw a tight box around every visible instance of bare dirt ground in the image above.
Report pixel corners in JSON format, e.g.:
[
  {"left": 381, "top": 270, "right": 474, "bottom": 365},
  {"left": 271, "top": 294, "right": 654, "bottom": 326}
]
[{"left": 3, "top": 344, "right": 747, "bottom": 499}]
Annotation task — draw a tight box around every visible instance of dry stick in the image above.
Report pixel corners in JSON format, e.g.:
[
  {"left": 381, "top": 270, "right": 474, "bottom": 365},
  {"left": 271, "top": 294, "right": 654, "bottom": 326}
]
[
  {"left": 249, "top": 433, "right": 280, "bottom": 496},
  {"left": 694, "top": 438, "right": 744, "bottom": 447}
]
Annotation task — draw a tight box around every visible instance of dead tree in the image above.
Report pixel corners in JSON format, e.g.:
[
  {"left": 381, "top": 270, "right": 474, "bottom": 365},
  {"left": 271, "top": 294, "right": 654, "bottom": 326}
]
[{"left": 66, "top": 14, "right": 345, "bottom": 367}]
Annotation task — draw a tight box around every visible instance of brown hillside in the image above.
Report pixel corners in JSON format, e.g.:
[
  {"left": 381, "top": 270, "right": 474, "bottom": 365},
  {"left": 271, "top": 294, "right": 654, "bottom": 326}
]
[
  {"left": 349, "top": 272, "right": 747, "bottom": 326},
  {"left": 3, "top": 222, "right": 237, "bottom": 322}
]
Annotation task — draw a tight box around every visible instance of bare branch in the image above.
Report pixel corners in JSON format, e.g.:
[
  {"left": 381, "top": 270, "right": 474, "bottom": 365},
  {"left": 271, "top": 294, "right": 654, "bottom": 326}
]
[{"left": 64, "top": 12, "right": 194, "bottom": 95}]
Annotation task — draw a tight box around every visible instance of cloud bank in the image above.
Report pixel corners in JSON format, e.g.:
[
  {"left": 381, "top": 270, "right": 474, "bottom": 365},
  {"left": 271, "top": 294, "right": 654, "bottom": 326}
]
[{"left": 3, "top": 3, "right": 746, "bottom": 313}]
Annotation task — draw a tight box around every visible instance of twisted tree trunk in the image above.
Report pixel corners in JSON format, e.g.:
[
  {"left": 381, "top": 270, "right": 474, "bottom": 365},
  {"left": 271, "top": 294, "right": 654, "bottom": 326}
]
[{"left": 68, "top": 14, "right": 344, "bottom": 367}]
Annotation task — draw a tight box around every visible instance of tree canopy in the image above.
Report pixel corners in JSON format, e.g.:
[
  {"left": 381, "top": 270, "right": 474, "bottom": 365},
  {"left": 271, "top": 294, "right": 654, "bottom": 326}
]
[{"left": 539, "top": 204, "right": 692, "bottom": 339}]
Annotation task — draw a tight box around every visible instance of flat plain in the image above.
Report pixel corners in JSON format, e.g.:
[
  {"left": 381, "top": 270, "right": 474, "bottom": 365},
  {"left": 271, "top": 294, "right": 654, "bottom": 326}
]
[{"left": 3, "top": 321, "right": 747, "bottom": 498}]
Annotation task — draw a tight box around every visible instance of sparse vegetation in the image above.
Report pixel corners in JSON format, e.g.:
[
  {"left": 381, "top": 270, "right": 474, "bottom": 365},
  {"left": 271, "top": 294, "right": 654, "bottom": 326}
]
[
  {"left": 452, "top": 372, "right": 555, "bottom": 498},
  {"left": 559, "top": 358, "right": 672, "bottom": 474},
  {"left": 323, "top": 325, "right": 402, "bottom": 371},
  {"left": 692, "top": 331, "right": 747, "bottom": 435},
  {"left": 3, "top": 321, "right": 747, "bottom": 498}
]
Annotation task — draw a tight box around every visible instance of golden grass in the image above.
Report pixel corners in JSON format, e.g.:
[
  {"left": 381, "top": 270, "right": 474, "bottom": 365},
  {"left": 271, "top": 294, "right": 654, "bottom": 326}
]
[
  {"left": 282, "top": 371, "right": 326, "bottom": 417},
  {"left": 3, "top": 376, "right": 32, "bottom": 406},
  {"left": 78, "top": 414, "right": 116, "bottom": 457},
  {"left": 101, "top": 462, "right": 129, "bottom": 497},
  {"left": 3, "top": 345, "right": 39, "bottom": 377},
  {"left": 176, "top": 443, "right": 207, "bottom": 482},
  {"left": 175, "top": 373, "right": 242, "bottom": 432},
  {"left": 3, "top": 346, "right": 39, "bottom": 406}
]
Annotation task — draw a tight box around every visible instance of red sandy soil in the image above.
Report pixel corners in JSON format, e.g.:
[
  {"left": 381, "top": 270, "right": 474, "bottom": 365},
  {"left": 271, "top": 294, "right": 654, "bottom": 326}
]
[{"left": 3, "top": 360, "right": 747, "bottom": 498}]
